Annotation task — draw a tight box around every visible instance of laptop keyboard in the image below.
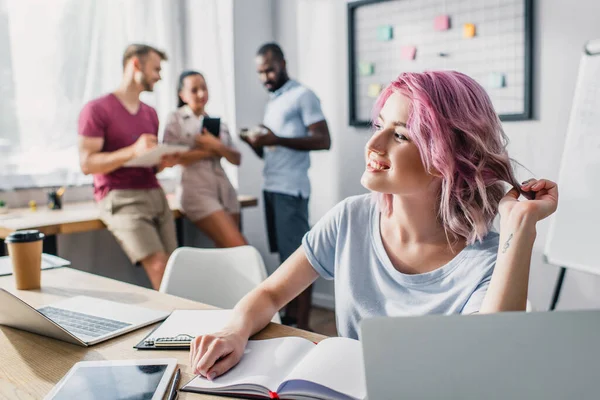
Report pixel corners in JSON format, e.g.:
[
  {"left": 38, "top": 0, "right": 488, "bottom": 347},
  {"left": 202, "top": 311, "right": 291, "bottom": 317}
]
[{"left": 37, "top": 306, "right": 131, "bottom": 338}]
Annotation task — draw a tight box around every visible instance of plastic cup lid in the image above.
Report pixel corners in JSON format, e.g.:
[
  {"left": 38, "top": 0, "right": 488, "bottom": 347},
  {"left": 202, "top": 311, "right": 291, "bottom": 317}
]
[{"left": 5, "top": 230, "right": 45, "bottom": 243}]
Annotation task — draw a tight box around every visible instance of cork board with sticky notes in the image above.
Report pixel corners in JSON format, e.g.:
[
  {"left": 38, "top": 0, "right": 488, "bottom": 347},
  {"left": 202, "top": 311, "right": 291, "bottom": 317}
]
[{"left": 348, "top": 0, "right": 533, "bottom": 127}]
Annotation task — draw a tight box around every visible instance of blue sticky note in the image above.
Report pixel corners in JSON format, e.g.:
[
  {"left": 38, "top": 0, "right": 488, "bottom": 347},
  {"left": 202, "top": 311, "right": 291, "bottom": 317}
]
[
  {"left": 487, "top": 72, "right": 506, "bottom": 89},
  {"left": 376, "top": 25, "right": 393, "bottom": 41},
  {"left": 359, "top": 62, "right": 375, "bottom": 76}
]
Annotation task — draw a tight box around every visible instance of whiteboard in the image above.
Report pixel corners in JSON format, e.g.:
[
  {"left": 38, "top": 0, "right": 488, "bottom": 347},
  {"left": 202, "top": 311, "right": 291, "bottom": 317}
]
[
  {"left": 348, "top": 0, "right": 533, "bottom": 126},
  {"left": 544, "top": 39, "right": 600, "bottom": 275}
]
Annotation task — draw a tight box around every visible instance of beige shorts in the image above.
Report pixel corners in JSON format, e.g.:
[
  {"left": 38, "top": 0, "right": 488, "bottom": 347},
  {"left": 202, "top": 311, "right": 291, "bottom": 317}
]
[
  {"left": 177, "top": 182, "right": 241, "bottom": 222},
  {"left": 98, "top": 188, "right": 178, "bottom": 264}
]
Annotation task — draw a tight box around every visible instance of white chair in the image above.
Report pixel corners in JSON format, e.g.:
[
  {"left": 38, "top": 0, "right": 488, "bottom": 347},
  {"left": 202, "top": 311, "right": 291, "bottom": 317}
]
[
  {"left": 526, "top": 299, "right": 534, "bottom": 312},
  {"left": 160, "top": 246, "right": 281, "bottom": 323}
]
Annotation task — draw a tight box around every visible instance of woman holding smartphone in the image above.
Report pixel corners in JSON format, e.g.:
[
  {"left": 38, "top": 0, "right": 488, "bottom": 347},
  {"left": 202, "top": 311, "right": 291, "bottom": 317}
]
[{"left": 163, "top": 70, "right": 246, "bottom": 247}]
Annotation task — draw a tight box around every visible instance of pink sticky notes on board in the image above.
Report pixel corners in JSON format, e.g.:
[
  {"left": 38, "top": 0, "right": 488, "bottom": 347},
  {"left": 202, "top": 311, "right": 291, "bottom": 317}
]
[
  {"left": 400, "top": 46, "right": 417, "bottom": 60},
  {"left": 434, "top": 15, "right": 450, "bottom": 31}
]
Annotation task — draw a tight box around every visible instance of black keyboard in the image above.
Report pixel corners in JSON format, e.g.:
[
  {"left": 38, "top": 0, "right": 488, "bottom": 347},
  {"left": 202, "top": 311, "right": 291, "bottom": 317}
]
[{"left": 38, "top": 306, "right": 131, "bottom": 338}]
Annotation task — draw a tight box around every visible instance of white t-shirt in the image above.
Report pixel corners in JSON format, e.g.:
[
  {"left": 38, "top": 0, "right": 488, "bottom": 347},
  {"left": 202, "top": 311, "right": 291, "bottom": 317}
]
[{"left": 302, "top": 194, "right": 498, "bottom": 339}]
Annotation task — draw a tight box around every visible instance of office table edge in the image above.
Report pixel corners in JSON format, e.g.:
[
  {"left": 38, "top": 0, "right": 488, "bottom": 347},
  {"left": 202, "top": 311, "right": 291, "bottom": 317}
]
[
  {"left": 0, "top": 195, "right": 258, "bottom": 238},
  {"left": 0, "top": 268, "right": 327, "bottom": 399}
]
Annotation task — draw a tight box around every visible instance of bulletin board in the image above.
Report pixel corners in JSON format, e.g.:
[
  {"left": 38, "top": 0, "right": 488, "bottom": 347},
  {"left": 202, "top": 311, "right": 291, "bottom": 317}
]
[{"left": 348, "top": 0, "right": 533, "bottom": 126}]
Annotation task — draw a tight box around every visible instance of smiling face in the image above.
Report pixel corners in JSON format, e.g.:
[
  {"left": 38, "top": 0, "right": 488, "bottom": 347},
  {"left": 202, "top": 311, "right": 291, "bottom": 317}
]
[
  {"left": 136, "top": 51, "right": 163, "bottom": 92},
  {"left": 360, "top": 92, "right": 440, "bottom": 197},
  {"left": 179, "top": 74, "right": 209, "bottom": 112}
]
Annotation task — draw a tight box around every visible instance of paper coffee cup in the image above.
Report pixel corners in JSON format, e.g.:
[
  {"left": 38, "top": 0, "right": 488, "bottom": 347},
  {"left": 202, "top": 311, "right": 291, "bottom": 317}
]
[{"left": 5, "top": 230, "right": 45, "bottom": 290}]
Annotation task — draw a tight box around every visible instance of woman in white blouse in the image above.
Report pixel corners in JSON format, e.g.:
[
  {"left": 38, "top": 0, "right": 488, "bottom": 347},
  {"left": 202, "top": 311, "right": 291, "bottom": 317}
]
[{"left": 164, "top": 71, "right": 246, "bottom": 247}]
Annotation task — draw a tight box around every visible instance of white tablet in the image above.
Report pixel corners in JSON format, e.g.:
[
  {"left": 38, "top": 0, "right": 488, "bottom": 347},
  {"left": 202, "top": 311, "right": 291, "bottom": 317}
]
[
  {"left": 123, "top": 144, "right": 189, "bottom": 167},
  {"left": 44, "top": 358, "right": 178, "bottom": 400}
]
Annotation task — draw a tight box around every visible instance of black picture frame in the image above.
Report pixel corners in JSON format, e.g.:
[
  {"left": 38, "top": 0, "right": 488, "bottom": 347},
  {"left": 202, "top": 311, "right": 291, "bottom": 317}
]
[{"left": 347, "top": 0, "right": 534, "bottom": 127}]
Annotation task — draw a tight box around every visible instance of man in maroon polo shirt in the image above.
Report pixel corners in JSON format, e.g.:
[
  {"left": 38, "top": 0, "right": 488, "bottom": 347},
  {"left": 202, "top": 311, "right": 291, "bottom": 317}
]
[{"left": 78, "top": 44, "right": 179, "bottom": 290}]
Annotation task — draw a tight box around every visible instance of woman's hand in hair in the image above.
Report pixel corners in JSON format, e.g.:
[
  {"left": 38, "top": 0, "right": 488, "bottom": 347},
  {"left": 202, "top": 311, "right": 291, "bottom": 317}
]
[{"left": 499, "top": 179, "right": 559, "bottom": 226}]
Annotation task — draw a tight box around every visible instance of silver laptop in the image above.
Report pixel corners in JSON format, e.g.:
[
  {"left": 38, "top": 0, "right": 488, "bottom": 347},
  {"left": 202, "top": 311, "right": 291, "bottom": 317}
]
[
  {"left": 361, "top": 311, "right": 600, "bottom": 400},
  {"left": 0, "top": 289, "right": 169, "bottom": 346}
]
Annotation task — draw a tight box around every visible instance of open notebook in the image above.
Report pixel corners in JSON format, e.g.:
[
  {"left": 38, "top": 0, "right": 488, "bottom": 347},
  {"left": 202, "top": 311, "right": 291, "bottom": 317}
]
[{"left": 181, "top": 336, "right": 366, "bottom": 400}]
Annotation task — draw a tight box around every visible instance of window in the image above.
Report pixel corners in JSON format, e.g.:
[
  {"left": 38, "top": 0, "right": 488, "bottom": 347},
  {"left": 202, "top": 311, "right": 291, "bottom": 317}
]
[{"left": 0, "top": 0, "right": 238, "bottom": 190}]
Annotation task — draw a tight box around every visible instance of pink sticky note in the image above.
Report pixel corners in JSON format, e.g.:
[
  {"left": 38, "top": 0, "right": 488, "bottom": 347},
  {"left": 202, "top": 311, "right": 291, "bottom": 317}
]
[
  {"left": 400, "top": 46, "right": 417, "bottom": 60},
  {"left": 434, "top": 15, "right": 450, "bottom": 31}
]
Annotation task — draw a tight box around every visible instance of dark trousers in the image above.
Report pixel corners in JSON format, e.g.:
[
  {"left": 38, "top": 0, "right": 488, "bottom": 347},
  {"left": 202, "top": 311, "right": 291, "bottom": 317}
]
[{"left": 264, "top": 190, "right": 313, "bottom": 330}]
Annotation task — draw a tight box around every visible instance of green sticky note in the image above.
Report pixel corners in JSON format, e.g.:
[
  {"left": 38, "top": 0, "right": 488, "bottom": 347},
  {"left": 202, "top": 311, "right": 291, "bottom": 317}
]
[
  {"left": 487, "top": 72, "right": 506, "bottom": 89},
  {"left": 359, "top": 62, "right": 375, "bottom": 76},
  {"left": 376, "top": 25, "right": 393, "bottom": 41}
]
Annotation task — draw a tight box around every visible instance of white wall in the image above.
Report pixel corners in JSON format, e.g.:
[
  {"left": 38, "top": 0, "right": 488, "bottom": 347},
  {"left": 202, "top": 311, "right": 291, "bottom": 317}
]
[
  {"left": 504, "top": 0, "right": 600, "bottom": 310},
  {"left": 232, "top": 0, "right": 284, "bottom": 277},
  {"left": 274, "top": 0, "right": 600, "bottom": 311}
]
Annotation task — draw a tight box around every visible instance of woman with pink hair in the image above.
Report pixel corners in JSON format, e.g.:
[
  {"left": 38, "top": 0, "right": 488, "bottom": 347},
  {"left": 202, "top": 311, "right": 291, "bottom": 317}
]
[{"left": 189, "top": 71, "right": 558, "bottom": 380}]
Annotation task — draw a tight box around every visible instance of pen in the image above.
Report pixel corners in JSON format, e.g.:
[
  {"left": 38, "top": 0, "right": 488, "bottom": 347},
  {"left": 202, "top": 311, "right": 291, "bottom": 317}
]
[{"left": 167, "top": 368, "right": 181, "bottom": 400}]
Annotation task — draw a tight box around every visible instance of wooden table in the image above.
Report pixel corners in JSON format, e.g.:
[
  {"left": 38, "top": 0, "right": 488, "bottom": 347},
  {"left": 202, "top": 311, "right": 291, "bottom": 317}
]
[
  {"left": 0, "top": 268, "right": 325, "bottom": 399},
  {"left": 0, "top": 195, "right": 258, "bottom": 256}
]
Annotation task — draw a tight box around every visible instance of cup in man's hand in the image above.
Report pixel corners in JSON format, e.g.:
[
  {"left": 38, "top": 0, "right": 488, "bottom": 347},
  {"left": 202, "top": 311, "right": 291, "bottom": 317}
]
[
  {"left": 5, "top": 230, "right": 45, "bottom": 290},
  {"left": 240, "top": 126, "right": 267, "bottom": 141}
]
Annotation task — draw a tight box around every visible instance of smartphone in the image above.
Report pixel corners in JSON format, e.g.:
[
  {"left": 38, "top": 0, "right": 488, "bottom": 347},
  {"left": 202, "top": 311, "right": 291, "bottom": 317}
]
[{"left": 202, "top": 117, "right": 221, "bottom": 137}]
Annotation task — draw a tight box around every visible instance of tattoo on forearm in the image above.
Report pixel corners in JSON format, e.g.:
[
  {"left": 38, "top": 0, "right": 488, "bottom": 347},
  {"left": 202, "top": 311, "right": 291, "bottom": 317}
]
[{"left": 502, "top": 234, "right": 514, "bottom": 253}]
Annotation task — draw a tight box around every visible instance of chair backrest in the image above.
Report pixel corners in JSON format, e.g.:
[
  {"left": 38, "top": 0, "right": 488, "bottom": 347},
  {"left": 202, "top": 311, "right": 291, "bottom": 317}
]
[
  {"left": 526, "top": 299, "right": 534, "bottom": 312},
  {"left": 160, "top": 246, "right": 281, "bottom": 323}
]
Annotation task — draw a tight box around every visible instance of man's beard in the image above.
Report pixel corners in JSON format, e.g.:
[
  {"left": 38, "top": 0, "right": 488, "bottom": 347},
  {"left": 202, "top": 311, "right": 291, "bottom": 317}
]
[
  {"left": 140, "top": 75, "right": 154, "bottom": 92},
  {"left": 267, "top": 74, "right": 287, "bottom": 92}
]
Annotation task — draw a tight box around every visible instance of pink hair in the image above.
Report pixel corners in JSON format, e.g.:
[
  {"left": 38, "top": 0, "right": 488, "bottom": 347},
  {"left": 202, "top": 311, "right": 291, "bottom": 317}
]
[{"left": 372, "top": 71, "right": 520, "bottom": 245}]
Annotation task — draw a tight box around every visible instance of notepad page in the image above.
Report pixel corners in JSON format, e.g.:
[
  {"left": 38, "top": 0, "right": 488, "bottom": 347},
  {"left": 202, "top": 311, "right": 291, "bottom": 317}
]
[
  {"left": 183, "top": 337, "right": 315, "bottom": 393},
  {"left": 0, "top": 254, "right": 70, "bottom": 276},
  {"left": 145, "top": 310, "right": 233, "bottom": 342},
  {"left": 279, "top": 337, "right": 366, "bottom": 400},
  {"left": 123, "top": 144, "right": 189, "bottom": 167}
]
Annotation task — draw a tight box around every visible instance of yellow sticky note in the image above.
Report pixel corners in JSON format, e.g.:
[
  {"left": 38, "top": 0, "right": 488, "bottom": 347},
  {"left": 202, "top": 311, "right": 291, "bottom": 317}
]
[
  {"left": 368, "top": 83, "right": 382, "bottom": 98},
  {"left": 463, "top": 23, "right": 476, "bottom": 38}
]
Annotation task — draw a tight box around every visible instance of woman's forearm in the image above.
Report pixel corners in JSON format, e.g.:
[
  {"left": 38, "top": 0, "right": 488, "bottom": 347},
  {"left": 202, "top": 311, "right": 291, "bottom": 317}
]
[
  {"left": 214, "top": 144, "right": 241, "bottom": 166},
  {"left": 226, "top": 287, "right": 282, "bottom": 340},
  {"left": 223, "top": 248, "right": 319, "bottom": 339},
  {"left": 179, "top": 149, "right": 216, "bottom": 165},
  {"left": 479, "top": 212, "right": 537, "bottom": 313}
]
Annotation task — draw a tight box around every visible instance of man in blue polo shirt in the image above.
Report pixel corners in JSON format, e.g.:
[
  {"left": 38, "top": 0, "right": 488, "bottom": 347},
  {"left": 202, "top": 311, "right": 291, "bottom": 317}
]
[{"left": 241, "top": 42, "right": 331, "bottom": 330}]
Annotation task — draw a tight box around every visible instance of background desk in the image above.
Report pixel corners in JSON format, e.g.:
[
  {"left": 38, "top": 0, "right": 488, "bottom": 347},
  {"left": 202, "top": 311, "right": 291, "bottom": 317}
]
[
  {"left": 0, "top": 268, "right": 324, "bottom": 399},
  {"left": 0, "top": 195, "right": 258, "bottom": 256}
]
